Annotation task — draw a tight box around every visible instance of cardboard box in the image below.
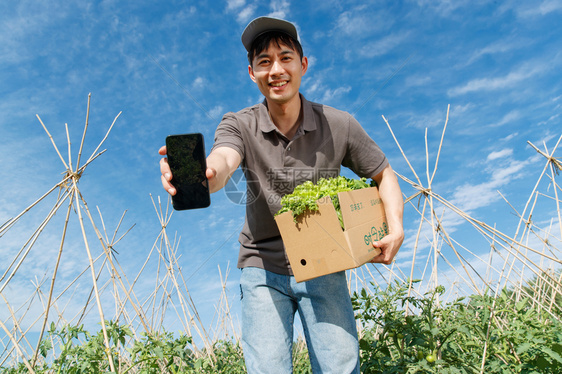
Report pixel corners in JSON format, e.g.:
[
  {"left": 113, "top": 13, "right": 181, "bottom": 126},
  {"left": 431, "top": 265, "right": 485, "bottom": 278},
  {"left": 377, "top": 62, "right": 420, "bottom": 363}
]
[{"left": 275, "top": 186, "right": 388, "bottom": 282}]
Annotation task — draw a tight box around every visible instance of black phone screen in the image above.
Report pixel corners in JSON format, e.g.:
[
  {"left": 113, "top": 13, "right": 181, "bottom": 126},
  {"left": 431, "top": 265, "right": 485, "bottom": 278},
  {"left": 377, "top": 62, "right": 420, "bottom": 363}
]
[{"left": 165, "top": 133, "right": 211, "bottom": 210}]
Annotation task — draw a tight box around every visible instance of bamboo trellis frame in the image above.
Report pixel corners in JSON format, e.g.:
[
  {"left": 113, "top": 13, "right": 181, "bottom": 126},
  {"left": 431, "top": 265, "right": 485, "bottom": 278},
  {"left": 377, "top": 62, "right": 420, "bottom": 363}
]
[{"left": 0, "top": 98, "right": 560, "bottom": 371}]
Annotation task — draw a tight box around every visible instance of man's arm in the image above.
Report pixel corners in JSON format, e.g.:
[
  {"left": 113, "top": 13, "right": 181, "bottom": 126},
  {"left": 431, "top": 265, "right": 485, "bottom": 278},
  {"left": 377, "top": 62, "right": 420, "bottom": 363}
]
[
  {"left": 370, "top": 163, "right": 404, "bottom": 264},
  {"left": 204, "top": 146, "right": 242, "bottom": 193},
  {"left": 159, "top": 146, "right": 242, "bottom": 195}
]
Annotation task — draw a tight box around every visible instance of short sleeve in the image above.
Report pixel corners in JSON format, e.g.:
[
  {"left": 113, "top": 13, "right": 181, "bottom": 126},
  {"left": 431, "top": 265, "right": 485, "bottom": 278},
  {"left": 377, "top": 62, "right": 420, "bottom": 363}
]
[
  {"left": 212, "top": 112, "right": 245, "bottom": 159},
  {"left": 342, "top": 114, "right": 388, "bottom": 178}
]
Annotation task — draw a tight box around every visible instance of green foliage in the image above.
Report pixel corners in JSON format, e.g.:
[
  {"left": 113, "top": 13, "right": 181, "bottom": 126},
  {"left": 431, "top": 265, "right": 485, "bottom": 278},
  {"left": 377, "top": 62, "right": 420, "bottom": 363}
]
[
  {"left": 1, "top": 323, "right": 312, "bottom": 373},
  {"left": 190, "top": 340, "right": 246, "bottom": 373},
  {"left": 352, "top": 280, "right": 562, "bottom": 373},
  {"left": 126, "top": 331, "right": 195, "bottom": 373},
  {"left": 4, "top": 282, "right": 561, "bottom": 373},
  {"left": 275, "top": 176, "right": 373, "bottom": 227}
]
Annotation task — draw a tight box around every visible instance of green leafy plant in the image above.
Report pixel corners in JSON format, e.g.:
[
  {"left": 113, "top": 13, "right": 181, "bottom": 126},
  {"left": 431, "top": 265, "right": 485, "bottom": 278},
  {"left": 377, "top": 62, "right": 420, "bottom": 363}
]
[
  {"left": 352, "top": 280, "right": 562, "bottom": 373},
  {"left": 275, "top": 176, "right": 374, "bottom": 227},
  {"left": 4, "top": 281, "right": 562, "bottom": 373},
  {"left": 1, "top": 323, "right": 314, "bottom": 373}
]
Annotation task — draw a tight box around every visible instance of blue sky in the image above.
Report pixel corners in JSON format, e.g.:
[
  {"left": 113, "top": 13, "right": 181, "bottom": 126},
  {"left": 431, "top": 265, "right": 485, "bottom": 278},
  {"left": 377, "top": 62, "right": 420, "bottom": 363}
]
[{"left": 1, "top": 0, "right": 562, "bottom": 346}]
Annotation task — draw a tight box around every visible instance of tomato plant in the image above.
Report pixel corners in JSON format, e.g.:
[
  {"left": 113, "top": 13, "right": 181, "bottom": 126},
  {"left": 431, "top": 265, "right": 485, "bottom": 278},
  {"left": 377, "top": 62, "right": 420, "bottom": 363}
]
[
  {"left": 4, "top": 279, "right": 562, "bottom": 373},
  {"left": 352, "top": 280, "right": 562, "bottom": 373}
]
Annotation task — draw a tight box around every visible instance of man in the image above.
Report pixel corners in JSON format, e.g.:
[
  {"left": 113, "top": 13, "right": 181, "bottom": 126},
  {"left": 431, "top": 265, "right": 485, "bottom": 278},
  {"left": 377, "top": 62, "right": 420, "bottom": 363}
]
[{"left": 159, "top": 16, "right": 404, "bottom": 373}]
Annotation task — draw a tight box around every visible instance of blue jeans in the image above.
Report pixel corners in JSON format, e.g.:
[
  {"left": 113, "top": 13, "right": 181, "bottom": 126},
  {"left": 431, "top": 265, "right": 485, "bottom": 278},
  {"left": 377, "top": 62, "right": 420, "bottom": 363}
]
[{"left": 240, "top": 267, "right": 360, "bottom": 374}]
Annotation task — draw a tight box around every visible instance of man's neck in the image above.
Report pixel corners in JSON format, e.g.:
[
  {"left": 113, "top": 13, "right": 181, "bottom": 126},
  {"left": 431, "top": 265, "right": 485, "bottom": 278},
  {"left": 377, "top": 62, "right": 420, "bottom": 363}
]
[{"left": 267, "top": 94, "right": 302, "bottom": 139}]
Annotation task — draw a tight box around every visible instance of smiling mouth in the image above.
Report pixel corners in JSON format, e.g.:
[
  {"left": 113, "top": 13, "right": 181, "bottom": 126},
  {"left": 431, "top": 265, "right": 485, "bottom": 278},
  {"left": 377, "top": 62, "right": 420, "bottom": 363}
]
[{"left": 270, "top": 81, "right": 288, "bottom": 87}]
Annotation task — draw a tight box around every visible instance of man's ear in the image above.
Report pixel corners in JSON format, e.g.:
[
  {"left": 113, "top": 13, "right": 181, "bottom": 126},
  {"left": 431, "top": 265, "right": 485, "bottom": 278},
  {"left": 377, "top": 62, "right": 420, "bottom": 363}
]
[
  {"left": 248, "top": 65, "right": 257, "bottom": 83},
  {"left": 301, "top": 56, "right": 309, "bottom": 77}
]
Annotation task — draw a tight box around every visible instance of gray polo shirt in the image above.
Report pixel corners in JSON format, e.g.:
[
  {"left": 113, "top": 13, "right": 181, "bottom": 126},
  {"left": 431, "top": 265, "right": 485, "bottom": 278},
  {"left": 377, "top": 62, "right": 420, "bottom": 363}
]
[{"left": 212, "top": 95, "right": 388, "bottom": 275}]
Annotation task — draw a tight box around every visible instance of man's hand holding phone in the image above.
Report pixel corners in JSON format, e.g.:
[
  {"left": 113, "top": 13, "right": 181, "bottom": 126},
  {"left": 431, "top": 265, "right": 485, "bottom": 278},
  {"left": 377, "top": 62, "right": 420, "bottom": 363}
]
[
  {"left": 159, "top": 146, "right": 176, "bottom": 195},
  {"left": 159, "top": 133, "right": 211, "bottom": 210}
]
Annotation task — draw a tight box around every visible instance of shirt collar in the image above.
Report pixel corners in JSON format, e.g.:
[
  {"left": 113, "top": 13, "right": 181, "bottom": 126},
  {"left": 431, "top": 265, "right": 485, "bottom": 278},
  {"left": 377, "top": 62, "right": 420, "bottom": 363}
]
[{"left": 258, "top": 94, "right": 318, "bottom": 133}]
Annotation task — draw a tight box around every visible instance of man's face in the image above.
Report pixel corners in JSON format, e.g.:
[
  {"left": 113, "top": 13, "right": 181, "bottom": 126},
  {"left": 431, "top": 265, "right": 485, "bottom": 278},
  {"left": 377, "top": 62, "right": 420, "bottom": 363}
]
[{"left": 248, "top": 41, "right": 308, "bottom": 106}]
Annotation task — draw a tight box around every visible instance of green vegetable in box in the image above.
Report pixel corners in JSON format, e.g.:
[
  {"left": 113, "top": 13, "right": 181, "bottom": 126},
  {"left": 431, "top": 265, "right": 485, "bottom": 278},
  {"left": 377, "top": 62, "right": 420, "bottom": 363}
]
[{"left": 275, "top": 176, "right": 376, "bottom": 229}]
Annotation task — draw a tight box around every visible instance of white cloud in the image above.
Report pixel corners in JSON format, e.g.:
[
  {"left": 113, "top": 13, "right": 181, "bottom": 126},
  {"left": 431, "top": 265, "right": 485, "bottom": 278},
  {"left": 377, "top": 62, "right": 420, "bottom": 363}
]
[
  {"left": 317, "top": 85, "right": 352, "bottom": 104},
  {"left": 487, "top": 148, "right": 513, "bottom": 161},
  {"left": 209, "top": 105, "right": 225, "bottom": 120},
  {"left": 336, "top": 10, "right": 371, "bottom": 36},
  {"left": 537, "top": 113, "right": 560, "bottom": 126},
  {"left": 236, "top": 4, "right": 257, "bottom": 23},
  {"left": 335, "top": 7, "right": 392, "bottom": 37},
  {"left": 304, "top": 78, "right": 322, "bottom": 96},
  {"left": 193, "top": 77, "right": 205, "bottom": 89},
  {"left": 516, "top": 0, "right": 562, "bottom": 17},
  {"left": 501, "top": 132, "right": 519, "bottom": 142},
  {"left": 228, "top": 0, "right": 291, "bottom": 24},
  {"left": 450, "top": 183, "right": 499, "bottom": 215},
  {"left": 451, "top": 157, "right": 531, "bottom": 213},
  {"left": 306, "top": 55, "right": 317, "bottom": 70},
  {"left": 358, "top": 32, "right": 410, "bottom": 58},
  {"left": 404, "top": 74, "right": 431, "bottom": 88},
  {"left": 405, "top": 107, "right": 449, "bottom": 130},
  {"left": 303, "top": 71, "right": 352, "bottom": 103},
  {"left": 450, "top": 103, "right": 473, "bottom": 118},
  {"left": 0, "top": 2, "right": 70, "bottom": 64},
  {"left": 466, "top": 39, "right": 527, "bottom": 66},
  {"left": 226, "top": 0, "right": 246, "bottom": 10},
  {"left": 448, "top": 62, "right": 546, "bottom": 96},
  {"left": 268, "top": 0, "right": 291, "bottom": 19},
  {"left": 489, "top": 110, "right": 521, "bottom": 128},
  {"left": 409, "top": 0, "right": 481, "bottom": 17}
]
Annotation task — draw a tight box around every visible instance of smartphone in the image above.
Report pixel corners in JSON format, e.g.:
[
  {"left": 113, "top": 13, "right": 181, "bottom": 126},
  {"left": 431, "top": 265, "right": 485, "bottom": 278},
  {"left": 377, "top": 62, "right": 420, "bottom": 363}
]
[{"left": 165, "top": 133, "right": 211, "bottom": 210}]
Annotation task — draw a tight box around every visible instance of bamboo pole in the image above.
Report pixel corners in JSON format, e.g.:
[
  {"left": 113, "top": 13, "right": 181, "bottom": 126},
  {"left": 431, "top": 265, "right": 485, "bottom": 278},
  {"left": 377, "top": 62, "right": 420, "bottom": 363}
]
[
  {"left": 0, "top": 319, "right": 35, "bottom": 373},
  {"left": 31, "top": 199, "right": 74, "bottom": 367}
]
